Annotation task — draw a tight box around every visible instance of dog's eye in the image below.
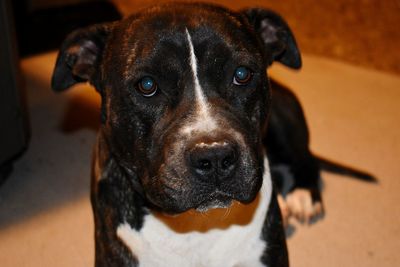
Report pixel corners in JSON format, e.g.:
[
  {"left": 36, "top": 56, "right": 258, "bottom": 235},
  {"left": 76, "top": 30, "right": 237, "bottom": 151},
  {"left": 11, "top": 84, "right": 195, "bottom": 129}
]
[
  {"left": 137, "top": 76, "right": 158, "bottom": 97},
  {"left": 233, "top": 66, "right": 253, "bottom": 85}
]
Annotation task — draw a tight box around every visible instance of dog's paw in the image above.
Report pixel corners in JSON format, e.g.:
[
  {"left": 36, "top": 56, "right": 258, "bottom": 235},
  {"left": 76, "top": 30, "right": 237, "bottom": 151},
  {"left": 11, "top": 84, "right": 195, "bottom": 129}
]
[{"left": 283, "top": 189, "right": 324, "bottom": 224}]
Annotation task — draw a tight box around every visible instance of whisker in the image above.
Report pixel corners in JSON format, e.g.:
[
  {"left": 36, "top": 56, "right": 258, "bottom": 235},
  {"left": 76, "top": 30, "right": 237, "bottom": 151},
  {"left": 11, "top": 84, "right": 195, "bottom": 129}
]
[{"left": 222, "top": 206, "right": 232, "bottom": 219}]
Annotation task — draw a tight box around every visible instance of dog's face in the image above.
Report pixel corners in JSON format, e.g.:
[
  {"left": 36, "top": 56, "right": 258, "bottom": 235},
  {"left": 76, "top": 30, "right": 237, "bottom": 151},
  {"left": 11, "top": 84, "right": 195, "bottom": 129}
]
[{"left": 52, "top": 3, "right": 301, "bottom": 214}]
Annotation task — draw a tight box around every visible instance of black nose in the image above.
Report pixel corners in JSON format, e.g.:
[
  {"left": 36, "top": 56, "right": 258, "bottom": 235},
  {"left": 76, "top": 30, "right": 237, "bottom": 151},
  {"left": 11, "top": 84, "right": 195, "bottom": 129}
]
[{"left": 188, "top": 142, "right": 239, "bottom": 182}]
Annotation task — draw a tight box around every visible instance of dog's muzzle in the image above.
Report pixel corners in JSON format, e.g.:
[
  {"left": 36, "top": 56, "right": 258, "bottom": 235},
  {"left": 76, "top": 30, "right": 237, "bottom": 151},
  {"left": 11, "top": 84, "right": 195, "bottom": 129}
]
[{"left": 145, "top": 112, "right": 263, "bottom": 213}]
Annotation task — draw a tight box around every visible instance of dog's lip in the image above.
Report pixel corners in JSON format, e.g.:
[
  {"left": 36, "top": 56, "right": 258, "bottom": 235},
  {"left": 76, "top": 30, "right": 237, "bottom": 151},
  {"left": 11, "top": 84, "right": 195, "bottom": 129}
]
[{"left": 195, "top": 191, "right": 234, "bottom": 212}]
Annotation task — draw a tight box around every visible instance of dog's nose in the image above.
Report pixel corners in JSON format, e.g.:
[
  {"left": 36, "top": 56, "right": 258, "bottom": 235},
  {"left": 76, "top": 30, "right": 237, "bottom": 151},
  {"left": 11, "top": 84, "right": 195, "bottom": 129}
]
[{"left": 188, "top": 141, "right": 239, "bottom": 182}]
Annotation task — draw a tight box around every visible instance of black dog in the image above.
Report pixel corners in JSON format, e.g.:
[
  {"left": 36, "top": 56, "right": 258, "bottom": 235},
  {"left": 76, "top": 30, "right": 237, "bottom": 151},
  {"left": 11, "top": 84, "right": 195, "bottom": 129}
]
[{"left": 52, "top": 3, "right": 374, "bottom": 267}]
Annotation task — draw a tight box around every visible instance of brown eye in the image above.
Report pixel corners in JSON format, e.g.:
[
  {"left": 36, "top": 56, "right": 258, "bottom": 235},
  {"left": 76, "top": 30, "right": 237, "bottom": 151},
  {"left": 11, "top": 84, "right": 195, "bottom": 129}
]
[
  {"left": 137, "top": 76, "right": 158, "bottom": 97},
  {"left": 233, "top": 66, "right": 253, "bottom": 85}
]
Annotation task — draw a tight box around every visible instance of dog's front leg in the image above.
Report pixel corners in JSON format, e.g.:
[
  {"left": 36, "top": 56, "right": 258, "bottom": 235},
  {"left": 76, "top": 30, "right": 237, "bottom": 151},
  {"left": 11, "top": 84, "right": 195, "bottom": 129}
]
[
  {"left": 91, "top": 137, "right": 145, "bottom": 267},
  {"left": 91, "top": 179, "right": 141, "bottom": 267},
  {"left": 260, "top": 190, "right": 289, "bottom": 267}
]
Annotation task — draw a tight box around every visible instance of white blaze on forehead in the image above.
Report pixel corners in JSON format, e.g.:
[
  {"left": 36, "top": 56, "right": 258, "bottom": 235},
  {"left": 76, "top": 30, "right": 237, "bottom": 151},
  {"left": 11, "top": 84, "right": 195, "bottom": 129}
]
[{"left": 181, "top": 29, "right": 218, "bottom": 135}]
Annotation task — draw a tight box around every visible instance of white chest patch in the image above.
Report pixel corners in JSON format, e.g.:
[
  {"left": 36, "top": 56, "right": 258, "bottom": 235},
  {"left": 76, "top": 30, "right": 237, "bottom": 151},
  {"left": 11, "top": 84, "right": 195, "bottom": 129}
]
[{"left": 117, "top": 158, "right": 272, "bottom": 267}]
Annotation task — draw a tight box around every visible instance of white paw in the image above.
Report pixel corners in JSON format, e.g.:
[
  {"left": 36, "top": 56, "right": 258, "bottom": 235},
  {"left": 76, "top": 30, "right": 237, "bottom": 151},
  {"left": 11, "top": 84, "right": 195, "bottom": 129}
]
[{"left": 281, "top": 189, "right": 323, "bottom": 224}]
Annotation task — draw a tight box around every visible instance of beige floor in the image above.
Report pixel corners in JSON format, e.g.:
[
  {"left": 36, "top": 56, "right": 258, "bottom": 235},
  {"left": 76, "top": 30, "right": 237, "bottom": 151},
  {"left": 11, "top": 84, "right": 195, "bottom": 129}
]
[{"left": 0, "top": 50, "right": 399, "bottom": 266}]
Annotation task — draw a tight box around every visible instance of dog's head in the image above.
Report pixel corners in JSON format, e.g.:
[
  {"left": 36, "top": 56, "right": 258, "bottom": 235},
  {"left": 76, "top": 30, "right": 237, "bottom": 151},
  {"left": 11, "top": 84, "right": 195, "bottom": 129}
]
[{"left": 52, "top": 3, "right": 301, "bottom": 214}]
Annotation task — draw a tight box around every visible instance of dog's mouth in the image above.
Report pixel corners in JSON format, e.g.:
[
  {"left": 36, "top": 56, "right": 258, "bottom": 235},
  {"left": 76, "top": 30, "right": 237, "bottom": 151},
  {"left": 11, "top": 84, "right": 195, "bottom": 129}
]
[{"left": 195, "top": 191, "right": 234, "bottom": 212}]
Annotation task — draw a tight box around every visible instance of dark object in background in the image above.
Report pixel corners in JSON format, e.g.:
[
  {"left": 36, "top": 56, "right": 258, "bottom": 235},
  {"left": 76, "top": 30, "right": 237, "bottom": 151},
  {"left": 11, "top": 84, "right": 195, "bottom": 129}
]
[
  {"left": 13, "top": 0, "right": 121, "bottom": 56},
  {"left": 0, "top": 0, "right": 121, "bottom": 185},
  {"left": 0, "top": 0, "right": 29, "bottom": 185}
]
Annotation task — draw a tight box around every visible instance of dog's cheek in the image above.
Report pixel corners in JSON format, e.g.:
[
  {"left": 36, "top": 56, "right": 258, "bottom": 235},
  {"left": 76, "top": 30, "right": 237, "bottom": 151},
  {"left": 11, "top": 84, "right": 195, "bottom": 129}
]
[
  {"left": 142, "top": 177, "right": 194, "bottom": 213},
  {"left": 239, "top": 155, "right": 264, "bottom": 202},
  {"left": 102, "top": 92, "right": 154, "bottom": 162},
  {"left": 253, "top": 85, "right": 270, "bottom": 128},
  {"left": 141, "top": 152, "right": 195, "bottom": 213}
]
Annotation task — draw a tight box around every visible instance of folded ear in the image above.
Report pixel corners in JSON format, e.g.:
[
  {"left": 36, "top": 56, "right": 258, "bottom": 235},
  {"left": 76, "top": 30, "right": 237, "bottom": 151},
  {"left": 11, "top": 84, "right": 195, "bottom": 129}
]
[
  {"left": 51, "top": 23, "right": 114, "bottom": 91},
  {"left": 242, "top": 8, "right": 302, "bottom": 69}
]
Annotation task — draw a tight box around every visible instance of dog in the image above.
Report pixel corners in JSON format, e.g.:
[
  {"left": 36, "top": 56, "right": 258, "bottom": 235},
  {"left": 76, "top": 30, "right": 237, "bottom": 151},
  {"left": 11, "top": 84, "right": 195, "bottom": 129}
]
[{"left": 52, "top": 2, "right": 375, "bottom": 266}]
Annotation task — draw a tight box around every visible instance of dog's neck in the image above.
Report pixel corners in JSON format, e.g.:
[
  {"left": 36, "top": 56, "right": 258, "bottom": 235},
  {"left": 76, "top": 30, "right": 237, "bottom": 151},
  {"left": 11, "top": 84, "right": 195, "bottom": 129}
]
[
  {"left": 146, "top": 157, "right": 271, "bottom": 234},
  {"left": 116, "top": 168, "right": 273, "bottom": 267},
  {"left": 151, "top": 194, "right": 261, "bottom": 233}
]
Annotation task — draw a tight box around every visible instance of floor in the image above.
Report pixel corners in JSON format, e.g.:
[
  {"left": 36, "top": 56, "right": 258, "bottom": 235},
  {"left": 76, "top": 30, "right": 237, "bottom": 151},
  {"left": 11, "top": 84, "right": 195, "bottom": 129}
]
[{"left": 1, "top": 1, "right": 400, "bottom": 267}]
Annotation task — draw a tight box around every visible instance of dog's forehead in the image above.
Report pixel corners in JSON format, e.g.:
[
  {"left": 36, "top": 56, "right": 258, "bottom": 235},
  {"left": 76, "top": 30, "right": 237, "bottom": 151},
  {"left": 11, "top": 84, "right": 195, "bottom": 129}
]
[
  {"left": 124, "top": 4, "right": 247, "bottom": 39},
  {"left": 109, "top": 5, "right": 260, "bottom": 75}
]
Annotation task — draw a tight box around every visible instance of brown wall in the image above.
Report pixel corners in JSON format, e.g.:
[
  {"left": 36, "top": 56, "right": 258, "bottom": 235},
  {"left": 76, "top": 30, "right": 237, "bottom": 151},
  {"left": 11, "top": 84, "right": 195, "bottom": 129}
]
[
  {"left": 26, "top": 0, "right": 400, "bottom": 74},
  {"left": 114, "top": 0, "right": 400, "bottom": 75}
]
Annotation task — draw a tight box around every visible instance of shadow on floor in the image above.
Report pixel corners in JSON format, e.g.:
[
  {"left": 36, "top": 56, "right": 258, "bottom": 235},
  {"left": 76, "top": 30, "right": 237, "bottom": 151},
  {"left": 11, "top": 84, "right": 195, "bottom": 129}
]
[{"left": 0, "top": 61, "right": 101, "bottom": 229}]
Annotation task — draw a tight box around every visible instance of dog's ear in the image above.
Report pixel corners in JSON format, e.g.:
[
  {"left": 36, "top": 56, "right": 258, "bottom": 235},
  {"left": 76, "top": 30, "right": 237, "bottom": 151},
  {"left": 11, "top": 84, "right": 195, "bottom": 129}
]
[
  {"left": 51, "top": 23, "right": 114, "bottom": 91},
  {"left": 242, "top": 8, "right": 301, "bottom": 69}
]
